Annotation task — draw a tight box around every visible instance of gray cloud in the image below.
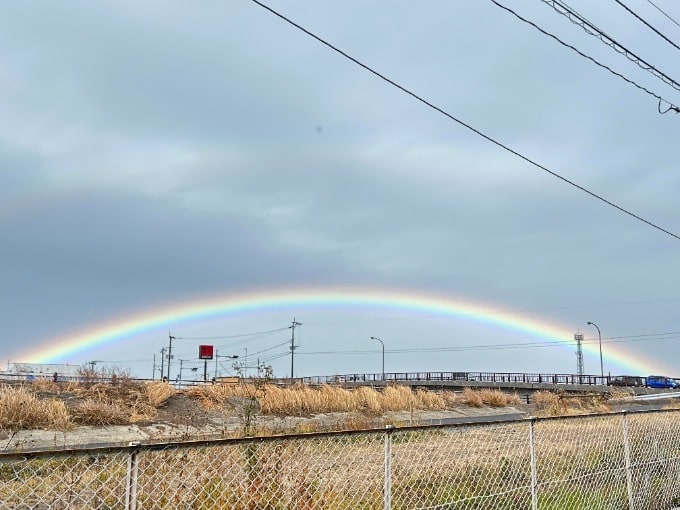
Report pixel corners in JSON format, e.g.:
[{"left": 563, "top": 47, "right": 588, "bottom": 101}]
[{"left": 2, "top": 0, "right": 680, "bottom": 377}]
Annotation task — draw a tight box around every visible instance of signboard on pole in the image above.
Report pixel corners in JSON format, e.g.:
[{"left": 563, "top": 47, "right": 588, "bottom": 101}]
[{"left": 198, "top": 345, "right": 214, "bottom": 360}]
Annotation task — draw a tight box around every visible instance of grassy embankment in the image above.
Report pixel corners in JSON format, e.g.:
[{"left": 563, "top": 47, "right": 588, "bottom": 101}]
[{"left": 0, "top": 379, "right": 527, "bottom": 432}]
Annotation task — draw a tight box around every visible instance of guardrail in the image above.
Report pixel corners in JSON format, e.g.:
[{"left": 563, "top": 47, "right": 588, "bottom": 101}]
[
  {"left": 0, "top": 370, "right": 665, "bottom": 389},
  {"left": 303, "top": 371, "right": 613, "bottom": 386}
]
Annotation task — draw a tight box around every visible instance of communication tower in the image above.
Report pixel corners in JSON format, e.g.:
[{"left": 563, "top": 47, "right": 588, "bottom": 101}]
[{"left": 574, "top": 333, "right": 584, "bottom": 376}]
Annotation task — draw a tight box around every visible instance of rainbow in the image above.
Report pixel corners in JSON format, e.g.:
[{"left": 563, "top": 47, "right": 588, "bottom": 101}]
[{"left": 12, "top": 287, "right": 669, "bottom": 374}]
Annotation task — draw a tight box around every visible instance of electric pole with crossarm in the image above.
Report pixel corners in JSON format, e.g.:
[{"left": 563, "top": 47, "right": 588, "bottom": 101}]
[{"left": 290, "top": 318, "right": 302, "bottom": 379}]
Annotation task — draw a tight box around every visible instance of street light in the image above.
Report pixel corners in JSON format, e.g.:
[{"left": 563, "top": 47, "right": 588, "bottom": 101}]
[
  {"left": 587, "top": 321, "right": 604, "bottom": 379},
  {"left": 370, "top": 336, "right": 385, "bottom": 381},
  {"left": 214, "top": 351, "right": 239, "bottom": 380}
]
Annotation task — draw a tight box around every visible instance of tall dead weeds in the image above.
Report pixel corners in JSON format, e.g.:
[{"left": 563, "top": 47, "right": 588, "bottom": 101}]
[{"left": 0, "top": 386, "right": 71, "bottom": 430}]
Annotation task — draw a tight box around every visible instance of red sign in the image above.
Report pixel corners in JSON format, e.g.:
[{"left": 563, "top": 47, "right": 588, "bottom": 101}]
[{"left": 198, "top": 345, "right": 214, "bottom": 360}]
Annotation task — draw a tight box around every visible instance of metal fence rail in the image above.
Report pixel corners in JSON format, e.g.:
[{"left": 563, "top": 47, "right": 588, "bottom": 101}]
[
  {"left": 2, "top": 409, "right": 680, "bottom": 509},
  {"left": 303, "top": 371, "right": 612, "bottom": 386},
  {"left": 0, "top": 370, "right": 653, "bottom": 388}
]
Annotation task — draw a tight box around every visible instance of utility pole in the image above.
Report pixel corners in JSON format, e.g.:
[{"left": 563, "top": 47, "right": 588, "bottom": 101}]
[
  {"left": 160, "top": 347, "right": 166, "bottom": 381},
  {"left": 213, "top": 352, "right": 239, "bottom": 380},
  {"left": 290, "top": 318, "right": 302, "bottom": 380},
  {"left": 167, "top": 332, "right": 175, "bottom": 381},
  {"left": 152, "top": 354, "right": 156, "bottom": 380}
]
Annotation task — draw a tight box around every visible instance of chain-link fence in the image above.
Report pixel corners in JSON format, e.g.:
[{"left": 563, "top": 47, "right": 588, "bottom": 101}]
[{"left": 2, "top": 409, "right": 680, "bottom": 509}]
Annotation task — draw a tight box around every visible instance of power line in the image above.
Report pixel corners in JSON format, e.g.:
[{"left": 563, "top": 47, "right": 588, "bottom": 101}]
[
  {"left": 605, "top": 330, "right": 680, "bottom": 340},
  {"left": 613, "top": 0, "right": 680, "bottom": 52},
  {"left": 175, "top": 327, "right": 289, "bottom": 340},
  {"left": 295, "top": 330, "right": 680, "bottom": 356},
  {"left": 79, "top": 329, "right": 680, "bottom": 365},
  {"left": 64, "top": 328, "right": 680, "bottom": 369},
  {"left": 250, "top": 0, "right": 680, "bottom": 241},
  {"left": 644, "top": 0, "right": 680, "bottom": 30},
  {"left": 259, "top": 351, "right": 291, "bottom": 364},
  {"left": 248, "top": 340, "right": 291, "bottom": 357},
  {"left": 490, "top": 0, "right": 680, "bottom": 113},
  {"left": 539, "top": 0, "right": 680, "bottom": 92},
  {"left": 170, "top": 337, "right": 290, "bottom": 360}
]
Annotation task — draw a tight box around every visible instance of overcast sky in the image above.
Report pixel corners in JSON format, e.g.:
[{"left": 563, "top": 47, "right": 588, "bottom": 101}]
[{"left": 2, "top": 0, "right": 680, "bottom": 381}]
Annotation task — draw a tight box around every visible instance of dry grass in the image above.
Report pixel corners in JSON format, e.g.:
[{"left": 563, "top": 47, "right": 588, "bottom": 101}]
[
  {"left": 186, "top": 381, "right": 260, "bottom": 411},
  {"left": 533, "top": 391, "right": 562, "bottom": 416},
  {"left": 0, "top": 386, "right": 71, "bottom": 430},
  {"left": 145, "top": 381, "right": 175, "bottom": 407},
  {"left": 533, "top": 391, "right": 610, "bottom": 417},
  {"left": 477, "top": 389, "right": 520, "bottom": 407},
  {"left": 461, "top": 387, "right": 483, "bottom": 407},
  {"left": 72, "top": 399, "right": 129, "bottom": 426},
  {"left": 608, "top": 388, "right": 635, "bottom": 399},
  {"left": 0, "top": 379, "right": 180, "bottom": 430},
  {"left": 1, "top": 380, "right": 525, "bottom": 432},
  {"left": 459, "top": 388, "right": 520, "bottom": 407},
  {"left": 29, "top": 379, "right": 61, "bottom": 393},
  {"left": 534, "top": 391, "right": 560, "bottom": 408},
  {"left": 188, "top": 383, "right": 515, "bottom": 417},
  {"left": 440, "top": 390, "right": 459, "bottom": 407}
]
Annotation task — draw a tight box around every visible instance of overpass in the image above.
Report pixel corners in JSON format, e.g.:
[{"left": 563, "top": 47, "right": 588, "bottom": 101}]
[{"left": 300, "top": 371, "right": 668, "bottom": 396}]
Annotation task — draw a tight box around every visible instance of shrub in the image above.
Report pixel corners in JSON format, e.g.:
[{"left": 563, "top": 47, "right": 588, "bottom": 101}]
[
  {"left": 534, "top": 391, "right": 560, "bottom": 409},
  {"left": 0, "top": 386, "right": 71, "bottom": 430},
  {"left": 30, "top": 379, "right": 60, "bottom": 393},
  {"left": 355, "top": 386, "right": 383, "bottom": 415},
  {"left": 72, "top": 399, "right": 129, "bottom": 425},
  {"left": 461, "top": 388, "right": 483, "bottom": 407},
  {"left": 382, "top": 386, "right": 412, "bottom": 411},
  {"left": 145, "top": 381, "right": 175, "bottom": 407},
  {"left": 441, "top": 390, "right": 459, "bottom": 407},
  {"left": 414, "top": 389, "right": 445, "bottom": 409},
  {"left": 478, "top": 389, "right": 521, "bottom": 407}
]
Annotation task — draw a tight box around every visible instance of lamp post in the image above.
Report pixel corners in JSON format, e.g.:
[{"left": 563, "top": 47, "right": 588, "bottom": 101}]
[
  {"left": 587, "top": 321, "right": 604, "bottom": 379},
  {"left": 370, "top": 336, "right": 385, "bottom": 381}
]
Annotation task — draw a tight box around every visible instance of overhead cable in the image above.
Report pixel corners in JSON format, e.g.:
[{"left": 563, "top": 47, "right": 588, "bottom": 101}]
[
  {"left": 644, "top": 0, "right": 680, "bottom": 30},
  {"left": 259, "top": 351, "right": 290, "bottom": 363},
  {"left": 539, "top": 0, "right": 680, "bottom": 92},
  {"left": 175, "top": 326, "right": 289, "bottom": 340},
  {"left": 490, "top": 0, "right": 679, "bottom": 113},
  {"left": 248, "top": 340, "right": 291, "bottom": 357},
  {"left": 250, "top": 0, "right": 680, "bottom": 241},
  {"left": 296, "top": 331, "right": 680, "bottom": 357},
  {"left": 613, "top": 0, "right": 680, "bottom": 52}
]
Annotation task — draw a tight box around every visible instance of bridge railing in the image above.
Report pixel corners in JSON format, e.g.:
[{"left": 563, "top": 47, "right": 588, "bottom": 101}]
[
  {"left": 302, "top": 371, "right": 612, "bottom": 386},
  {"left": 0, "top": 370, "right": 628, "bottom": 388}
]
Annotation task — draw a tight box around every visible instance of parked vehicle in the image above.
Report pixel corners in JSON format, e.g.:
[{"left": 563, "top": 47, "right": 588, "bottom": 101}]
[
  {"left": 646, "top": 375, "right": 680, "bottom": 389},
  {"left": 609, "top": 375, "right": 645, "bottom": 387}
]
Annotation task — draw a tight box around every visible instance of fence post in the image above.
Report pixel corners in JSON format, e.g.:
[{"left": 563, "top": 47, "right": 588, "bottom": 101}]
[
  {"left": 384, "top": 425, "right": 394, "bottom": 510},
  {"left": 125, "top": 442, "right": 140, "bottom": 510},
  {"left": 529, "top": 418, "right": 538, "bottom": 510},
  {"left": 622, "top": 412, "right": 634, "bottom": 510}
]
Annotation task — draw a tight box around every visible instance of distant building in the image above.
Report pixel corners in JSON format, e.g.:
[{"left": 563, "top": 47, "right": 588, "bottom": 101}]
[{"left": 3, "top": 362, "right": 83, "bottom": 381}]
